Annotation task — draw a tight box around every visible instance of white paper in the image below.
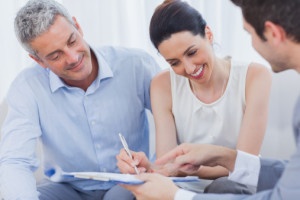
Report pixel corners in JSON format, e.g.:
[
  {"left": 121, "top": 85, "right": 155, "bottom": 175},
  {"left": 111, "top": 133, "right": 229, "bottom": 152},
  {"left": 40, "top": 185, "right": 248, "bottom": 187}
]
[
  {"left": 46, "top": 166, "right": 200, "bottom": 185},
  {"left": 68, "top": 172, "right": 201, "bottom": 185}
]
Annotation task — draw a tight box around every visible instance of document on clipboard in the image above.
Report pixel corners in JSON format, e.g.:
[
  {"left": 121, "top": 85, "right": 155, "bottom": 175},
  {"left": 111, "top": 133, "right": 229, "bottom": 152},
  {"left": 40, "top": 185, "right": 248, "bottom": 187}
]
[
  {"left": 46, "top": 166, "right": 200, "bottom": 185},
  {"left": 68, "top": 172, "right": 201, "bottom": 185}
]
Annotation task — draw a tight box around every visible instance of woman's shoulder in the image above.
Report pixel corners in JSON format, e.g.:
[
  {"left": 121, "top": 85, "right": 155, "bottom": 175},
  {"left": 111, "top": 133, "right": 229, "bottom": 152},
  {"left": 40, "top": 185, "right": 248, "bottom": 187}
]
[
  {"left": 150, "top": 69, "right": 172, "bottom": 106},
  {"left": 230, "top": 60, "right": 271, "bottom": 77},
  {"left": 247, "top": 62, "right": 272, "bottom": 81},
  {"left": 151, "top": 69, "right": 171, "bottom": 91},
  {"left": 244, "top": 62, "right": 272, "bottom": 97},
  {"left": 248, "top": 62, "right": 271, "bottom": 71}
]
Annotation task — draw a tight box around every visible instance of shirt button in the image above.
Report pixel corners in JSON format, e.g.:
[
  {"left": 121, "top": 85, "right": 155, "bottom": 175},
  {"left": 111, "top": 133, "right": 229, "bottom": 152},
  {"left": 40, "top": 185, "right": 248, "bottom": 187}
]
[{"left": 91, "top": 121, "right": 95, "bottom": 125}]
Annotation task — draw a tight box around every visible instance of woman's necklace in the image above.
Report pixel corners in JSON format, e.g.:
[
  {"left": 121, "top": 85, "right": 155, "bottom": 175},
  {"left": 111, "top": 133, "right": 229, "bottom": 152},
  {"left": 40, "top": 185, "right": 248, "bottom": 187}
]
[
  {"left": 191, "top": 60, "right": 230, "bottom": 102},
  {"left": 220, "top": 60, "right": 230, "bottom": 97},
  {"left": 220, "top": 75, "right": 227, "bottom": 97}
]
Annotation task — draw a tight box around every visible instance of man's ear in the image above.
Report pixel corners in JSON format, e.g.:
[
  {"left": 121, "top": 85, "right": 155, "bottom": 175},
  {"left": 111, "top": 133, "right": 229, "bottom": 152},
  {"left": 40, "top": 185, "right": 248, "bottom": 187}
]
[
  {"left": 29, "top": 54, "right": 47, "bottom": 69},
  {"left": 204, "top": 26, "right": 214, "bottom": 44},
  {"left": 264, "top": 21, "right": 287, "bottom": 45},
  {"left": 72, "top": 16, "right": 83, "bottom": 36}
]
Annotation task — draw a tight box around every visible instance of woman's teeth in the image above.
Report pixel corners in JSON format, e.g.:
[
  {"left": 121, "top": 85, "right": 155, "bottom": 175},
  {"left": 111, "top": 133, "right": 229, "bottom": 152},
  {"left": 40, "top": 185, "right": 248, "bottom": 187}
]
[{"left": 191, "top": 65, "right": 204, "bottom": 77}]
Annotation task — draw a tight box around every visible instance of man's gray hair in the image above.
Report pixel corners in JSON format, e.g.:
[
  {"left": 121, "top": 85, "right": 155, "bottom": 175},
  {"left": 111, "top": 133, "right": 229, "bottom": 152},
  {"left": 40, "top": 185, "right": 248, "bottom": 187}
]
[{"left": 14, "top": 0, "right": 74, "bottom": 56}]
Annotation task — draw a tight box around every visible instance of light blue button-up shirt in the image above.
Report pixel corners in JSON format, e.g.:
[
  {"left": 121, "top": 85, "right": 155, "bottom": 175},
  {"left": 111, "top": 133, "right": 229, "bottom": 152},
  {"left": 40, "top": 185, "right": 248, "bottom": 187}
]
[{"left": 0, "top": 46, "right": 160, "bottom": 199}]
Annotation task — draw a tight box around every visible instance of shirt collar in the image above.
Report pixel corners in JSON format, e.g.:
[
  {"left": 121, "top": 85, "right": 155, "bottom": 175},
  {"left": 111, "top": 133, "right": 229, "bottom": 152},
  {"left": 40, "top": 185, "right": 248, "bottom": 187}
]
[{"left": 49, "top": 45, "right": 113, "bottom": 92}]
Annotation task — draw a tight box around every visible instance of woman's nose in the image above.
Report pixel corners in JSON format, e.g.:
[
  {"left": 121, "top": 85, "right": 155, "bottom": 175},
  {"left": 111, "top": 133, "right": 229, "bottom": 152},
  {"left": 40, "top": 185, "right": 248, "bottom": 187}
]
[{"left": 185, "top": 63, "right": 196, "bottom": 74}]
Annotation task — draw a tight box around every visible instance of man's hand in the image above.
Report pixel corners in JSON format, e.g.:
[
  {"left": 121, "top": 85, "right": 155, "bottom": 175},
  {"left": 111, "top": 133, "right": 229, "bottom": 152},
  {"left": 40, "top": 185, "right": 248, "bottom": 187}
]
[
  {"left": 155, "top": 143, "right": 237, "bottom": 174},
  {"left": 122, "top": 173, "right": 179, "bottom": 200}
]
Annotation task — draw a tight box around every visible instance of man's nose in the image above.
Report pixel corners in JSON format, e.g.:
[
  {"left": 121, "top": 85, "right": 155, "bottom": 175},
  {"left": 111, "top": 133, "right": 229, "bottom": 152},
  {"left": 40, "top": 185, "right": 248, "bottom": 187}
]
[{"left": 65, "top": 49, "right": 78, "bottom": 64}]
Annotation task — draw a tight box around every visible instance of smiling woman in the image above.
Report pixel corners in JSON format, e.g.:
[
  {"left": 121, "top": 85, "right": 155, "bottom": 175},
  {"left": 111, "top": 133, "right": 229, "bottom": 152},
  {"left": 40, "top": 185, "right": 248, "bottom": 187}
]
[{"left": 116, "top": 0, "right": 272, "bottom": 194}]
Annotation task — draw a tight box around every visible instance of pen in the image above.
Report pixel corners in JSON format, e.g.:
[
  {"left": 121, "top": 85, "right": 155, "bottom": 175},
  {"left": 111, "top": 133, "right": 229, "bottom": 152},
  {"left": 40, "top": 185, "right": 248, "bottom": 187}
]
[{"left": 118, "top": 133, "right": 139, "bottom": 174}]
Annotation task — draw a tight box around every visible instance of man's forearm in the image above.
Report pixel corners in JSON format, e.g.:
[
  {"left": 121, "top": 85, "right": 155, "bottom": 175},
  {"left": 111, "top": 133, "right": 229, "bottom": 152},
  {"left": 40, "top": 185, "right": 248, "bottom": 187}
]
[{"left": 216, "top": 146, "right": 237, "bottom": 172}]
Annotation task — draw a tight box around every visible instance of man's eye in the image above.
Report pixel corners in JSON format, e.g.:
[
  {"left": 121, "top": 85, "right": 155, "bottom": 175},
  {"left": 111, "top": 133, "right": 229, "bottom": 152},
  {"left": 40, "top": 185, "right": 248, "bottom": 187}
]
[
  {"left": 69, "top": 39, "right": 76, "bottom": 45},
  {"left": 50, "top": 54, "right": 60, "bottom": 61}
]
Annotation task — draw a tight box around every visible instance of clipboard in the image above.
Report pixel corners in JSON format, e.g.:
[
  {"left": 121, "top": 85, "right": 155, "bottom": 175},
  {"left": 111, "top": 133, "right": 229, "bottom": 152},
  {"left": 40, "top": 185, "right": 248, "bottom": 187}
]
[
  {"left": 67, "top": 172, "right": 200, "bottom": 185},
  {"left": 46, "top": 166, "right": 200, "bottom": 185}
]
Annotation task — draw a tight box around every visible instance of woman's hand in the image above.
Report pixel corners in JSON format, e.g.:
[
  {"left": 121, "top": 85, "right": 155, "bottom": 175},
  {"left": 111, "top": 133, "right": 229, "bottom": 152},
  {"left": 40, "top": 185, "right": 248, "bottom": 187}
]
[
  {"left": 155, "top": 143, "right": 237, "bottom": 174},
  {"left": 116, "top": 149, "right": 151, "bottom": 174},
  {"left": 151, "top": 162, "right": 183, "bottom": 177}
]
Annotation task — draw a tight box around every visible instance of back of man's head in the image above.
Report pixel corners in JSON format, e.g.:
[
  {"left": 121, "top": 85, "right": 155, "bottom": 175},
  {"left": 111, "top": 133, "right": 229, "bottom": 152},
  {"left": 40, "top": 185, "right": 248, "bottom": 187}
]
[
  {"left": 14, "top": 0, "right": 74, "bottom": 56},
  {"left": 231, "top": 0, "right": 300, "bottom": 43}
]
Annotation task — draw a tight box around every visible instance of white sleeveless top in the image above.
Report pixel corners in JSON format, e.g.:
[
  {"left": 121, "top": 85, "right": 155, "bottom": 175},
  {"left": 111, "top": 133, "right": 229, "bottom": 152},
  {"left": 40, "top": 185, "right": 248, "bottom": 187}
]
[{"left": 170, "top": 60, "right": 249, "bottom": 192}]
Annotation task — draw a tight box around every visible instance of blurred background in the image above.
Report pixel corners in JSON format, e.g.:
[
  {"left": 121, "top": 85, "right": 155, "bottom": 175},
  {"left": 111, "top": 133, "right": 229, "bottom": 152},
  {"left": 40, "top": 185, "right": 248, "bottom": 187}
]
[{"left": 0, "top": 0, "right": 299, "bottom": 160}]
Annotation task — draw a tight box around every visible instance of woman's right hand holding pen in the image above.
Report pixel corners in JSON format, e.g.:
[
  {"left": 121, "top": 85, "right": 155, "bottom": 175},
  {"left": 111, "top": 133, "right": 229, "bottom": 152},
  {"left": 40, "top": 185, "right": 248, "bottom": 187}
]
[{"left": 116, "top": 149, "right": 152, "bottom": 174}]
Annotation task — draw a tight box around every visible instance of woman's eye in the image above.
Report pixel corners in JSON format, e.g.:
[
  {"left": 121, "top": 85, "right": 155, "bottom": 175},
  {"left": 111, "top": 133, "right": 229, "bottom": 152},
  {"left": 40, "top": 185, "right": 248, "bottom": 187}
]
[
  {"left": 187, "top": 50, "right": 197, "bottom": 56},
  {"left": 170, "top": 62, "right": 179, "bottom": 67}
]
